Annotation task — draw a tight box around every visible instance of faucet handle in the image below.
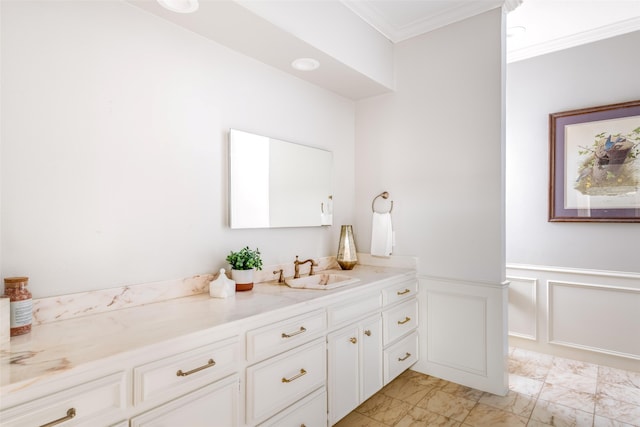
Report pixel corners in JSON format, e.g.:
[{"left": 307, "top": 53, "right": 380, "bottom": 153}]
[
  {"left": 309, "top": 261, "right": 317, "bottom": 276},
  {"left": 273, "top": 269, "right": 284, "bottom": 283}
]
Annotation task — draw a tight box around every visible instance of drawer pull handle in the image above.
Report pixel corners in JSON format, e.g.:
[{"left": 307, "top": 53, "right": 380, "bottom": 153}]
[
  {"left": 40, "top": 408, "right": 76, "bottom": 427},
  {"left": 397, "top": 316, "right": 411, "bottom": 325},
  {"left": 364, "top": 330, "right": 372, "bottom": 336},
  {"left": 349, "top": 337, "right": 357, "bottom": 344},
  {"left": 282, "top": 326, "right": 306, "bottom": 338},
  {"left": 282, "top": 368, "right": 307, "bottom": 383},
  {"left": 398, "top": 352, "right": 411, "bottom": 362},
  {"left": 176, "top": 359, "right": 216, "bottom": 377},
  {"left": 397, "top": 289, "right": 411, "bottom": 295}
]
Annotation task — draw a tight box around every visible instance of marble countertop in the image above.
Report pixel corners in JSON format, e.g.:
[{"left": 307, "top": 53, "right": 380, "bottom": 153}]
[{"left": 1, "top": 263, "right": 415, "bottom": 397}]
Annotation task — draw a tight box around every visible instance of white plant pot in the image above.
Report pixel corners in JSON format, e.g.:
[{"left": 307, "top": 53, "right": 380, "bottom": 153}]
[{"left": 231, "top": 268, "right": 254, "bottom": 291}]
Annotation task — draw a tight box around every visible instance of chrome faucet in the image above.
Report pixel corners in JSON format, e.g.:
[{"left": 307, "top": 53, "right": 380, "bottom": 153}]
[{"left": 293, "top": 255, "right": 318, "bottom": 278}]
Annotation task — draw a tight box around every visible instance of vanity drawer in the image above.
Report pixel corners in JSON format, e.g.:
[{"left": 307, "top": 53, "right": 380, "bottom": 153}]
[
  {"left": 382, "top": 279, "right": 418, "bottom": 306},
  {"left": 0, "top": 371, "right": 127, "bottom": 427},
  {"left": 131, "top": 374, "right": 239, "bottom": 427},
  {"left": 382, "top": 299, "right": 418, "bottom": 345},
  {"left": 246, "top": 338, "right": 326, "bottom": 425},
  {"left": 259, "top": 387, "right": 327, "bottom": 427},
  {"left": 328, "top": 291, "right": 382, "bottom": 327},
  {"left": 133, "top": 336, "right": 239, "bottom": 405},
  {"left": 247, "top": 309, "right": 326, "bottom": 361},
  {"left": 384, "top": 331, "right": 419, "bottom": 385}
]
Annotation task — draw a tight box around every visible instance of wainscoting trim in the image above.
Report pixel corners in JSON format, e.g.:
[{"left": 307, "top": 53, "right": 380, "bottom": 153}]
[
  {"left": 507, "top": 263, "right": 640, "bottom": 280},
  {"left": 506, "top": 275, "right": 537, "bottom": 341},
  {"left": 507, "top": 264, "right": 640, "bottom": 371},
  {"left": 547, "top": 280, "right": 640, "bottom": 360},
  {"left": 415, "top": 275, "right": 508, "bottom": 395}
]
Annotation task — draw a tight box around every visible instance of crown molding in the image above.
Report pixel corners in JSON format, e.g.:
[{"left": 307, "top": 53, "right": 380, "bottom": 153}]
[
  {"left": 342, "top": 0, "right": 503, "bottom": 43},
  {"left": 394, "top": 0, "right": 504, "bottom": 42},
  {"left": 507, "top": 15, "right": 640, "bottom": 63},
  {"left": 503, "top": 0, "right": 524, "bottom": 13}
]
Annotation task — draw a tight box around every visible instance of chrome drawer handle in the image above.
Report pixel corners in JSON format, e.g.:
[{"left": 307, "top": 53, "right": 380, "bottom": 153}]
[
  {"left": 282, "top": 326, "right": 306, "bottom": 338},
  {"left": 397, "top": 289, "right": 411, "bottom": 295},
  {"left": 397, "top": 316, "right": 411, "bottom": 325},
  {"left": 176, "top": 359, "right": 216, "bottom": 377},
  {"left": 364, "top": 330, "right": 372, "bottom": 336},
  {"left": 349, "top": 337, "right": 357, "bottom": 344},
  {"left": 40, "top": 408, "right": 76, "bottom": 427},
  {"left": 398, "top": 352, "right": 411, "bottom": 362},
  {"left": 282, "top": 368, "right": 307, "bottom": 383}
]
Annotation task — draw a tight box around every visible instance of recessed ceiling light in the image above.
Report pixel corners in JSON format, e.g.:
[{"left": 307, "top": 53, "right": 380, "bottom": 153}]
[
  {"left": 291, "top": 58, "right": 320, "bottom": 71},
  {"left": 157, "top": 0, "right": 199, "bottom": 13},
  {"left": 507, "top": 26, "right": 527, "bottom": 38}
]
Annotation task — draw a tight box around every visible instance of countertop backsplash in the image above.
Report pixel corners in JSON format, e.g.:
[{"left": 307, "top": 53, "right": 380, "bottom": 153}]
[{"left": 31, "top": 256, "right": 343, "bottom": 326}]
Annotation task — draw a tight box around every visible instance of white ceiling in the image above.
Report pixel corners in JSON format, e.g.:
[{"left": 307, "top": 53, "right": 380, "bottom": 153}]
[
  {"left": 344, "top": 0, "right": 640, "bottom": 62},
  {"left": 127, "top": 0, "right": 640, "bottom": 99},
  {"left": 506, "top": 0, "right": 640, "bottom": 62}
]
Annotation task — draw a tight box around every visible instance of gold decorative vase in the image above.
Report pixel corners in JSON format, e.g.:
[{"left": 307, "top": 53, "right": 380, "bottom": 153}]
[{"left": 337, "top": 225, "right": 357, "bottom": 270}]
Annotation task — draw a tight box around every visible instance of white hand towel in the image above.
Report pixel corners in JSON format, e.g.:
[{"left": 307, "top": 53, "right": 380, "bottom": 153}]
[{"left": 371, "top": 212, "right": 393, "bottom": 256}]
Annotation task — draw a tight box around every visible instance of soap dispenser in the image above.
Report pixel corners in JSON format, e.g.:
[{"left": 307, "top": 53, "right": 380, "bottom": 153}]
[{"left": 209, "top": 268, "right": 236, "bottom": 299}]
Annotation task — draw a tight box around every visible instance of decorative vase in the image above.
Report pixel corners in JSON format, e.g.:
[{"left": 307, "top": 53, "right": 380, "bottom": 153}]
[
  {"left": 336, "top": 225, "right": 358, "bottom": 270},
  {"left": 231, "top": 268, "right": 255, "bottom": 292}
]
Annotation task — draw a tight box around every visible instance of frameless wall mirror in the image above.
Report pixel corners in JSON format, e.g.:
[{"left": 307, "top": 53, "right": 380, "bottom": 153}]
[{"left": 229, "top": 129, "right": 333, "bottom": 229}]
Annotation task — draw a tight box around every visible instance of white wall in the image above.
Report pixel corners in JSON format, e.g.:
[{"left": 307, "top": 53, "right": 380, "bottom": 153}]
[
  {"left": 0, "top": 1, "right": 356, "bottom": 298},
  {"left": 355, "top": 9, "right": 507, "bottom": 395},
  {"left": 355, "top": 9, "right": 505, "bottom": 285},
  {"left": 506, "top": 31, "right": 640, "bottom": 370},
  {"left": 506, "top": 31, "right": 640, "bottom": 273}
]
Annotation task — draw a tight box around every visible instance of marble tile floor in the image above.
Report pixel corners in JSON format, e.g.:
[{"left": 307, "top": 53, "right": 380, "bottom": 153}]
[{"left": 335, "top": 347, "right": 640, "bottom": 427}]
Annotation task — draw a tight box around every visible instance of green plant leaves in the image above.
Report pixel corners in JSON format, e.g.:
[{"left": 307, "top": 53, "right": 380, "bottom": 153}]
[{"left": 226, "top": 246, "right": 263, "bottom": 271}]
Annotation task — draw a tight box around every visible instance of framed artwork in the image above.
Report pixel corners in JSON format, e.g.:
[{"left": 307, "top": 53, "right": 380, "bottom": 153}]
[{"left": 549, "top": 100, "right": 640, "bottom": 222}]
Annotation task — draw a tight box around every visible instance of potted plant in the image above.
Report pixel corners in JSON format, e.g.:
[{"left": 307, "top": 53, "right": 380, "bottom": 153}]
[{"left": 226, "top": 246, "right": 263, "bottom": 291}]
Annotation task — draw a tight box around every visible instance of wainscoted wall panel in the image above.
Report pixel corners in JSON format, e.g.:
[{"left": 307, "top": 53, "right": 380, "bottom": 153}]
[
  {"left": 415, "top": 276, "right": 508, "bottom": 396},
  {"left": 427, "top": 291, "right": 487, "bottom": 375},
  {"left": 507, "top": 264, "right": 640, "bottom": 372},
  {"left": 507, "top": 276, "right": 537, "bottom": 340},
  {"left": 548, "top": 281, "right": 640, "bottom": 359}
]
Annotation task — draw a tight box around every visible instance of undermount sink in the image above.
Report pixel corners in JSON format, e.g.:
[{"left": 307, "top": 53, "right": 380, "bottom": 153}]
[{"left": 285, "top": 272, "right": 360, "bottom": 290}]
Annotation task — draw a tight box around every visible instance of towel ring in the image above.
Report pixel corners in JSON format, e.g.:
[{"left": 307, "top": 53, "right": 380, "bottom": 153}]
[{"left": 372, "top": 191, "right": 393, "bottom": 213}]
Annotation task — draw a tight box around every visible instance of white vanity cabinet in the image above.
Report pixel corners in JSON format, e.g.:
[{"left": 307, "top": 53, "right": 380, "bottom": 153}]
[
  {"left": 245, "top": 310, "right": 327, "bottom": 426},
  {"left": 327, "top": 314, "right": 383, "bottom": 425},
  {"left": 2, "top": 265, "right": 419, "bottom": 427},
  {"left": 326, "top": 276, "right": 419, "bottom": 425},
  {"left": 381, "top": 279, "right": 419, "bottom": 385}
]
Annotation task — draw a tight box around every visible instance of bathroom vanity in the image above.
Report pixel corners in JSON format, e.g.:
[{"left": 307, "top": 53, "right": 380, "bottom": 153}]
[{"left": 0, "top": 263, "right": 418, "bottom": 427}]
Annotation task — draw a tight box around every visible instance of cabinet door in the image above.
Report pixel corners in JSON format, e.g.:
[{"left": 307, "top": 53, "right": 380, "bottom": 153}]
[
  {"left": 360, "top": 315, "right": 383, "bottom": 402},
  {"left": 327, "top": 324, "right": 360, "bottom": 425},
  {"left": 131, "top": 374, "right": 239, "bottom": 427}
]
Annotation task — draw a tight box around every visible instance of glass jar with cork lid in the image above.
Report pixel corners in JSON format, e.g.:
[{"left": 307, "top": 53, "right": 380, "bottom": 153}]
[{"left": 4, "top": 276, "right": 33, "bottom": 336}]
